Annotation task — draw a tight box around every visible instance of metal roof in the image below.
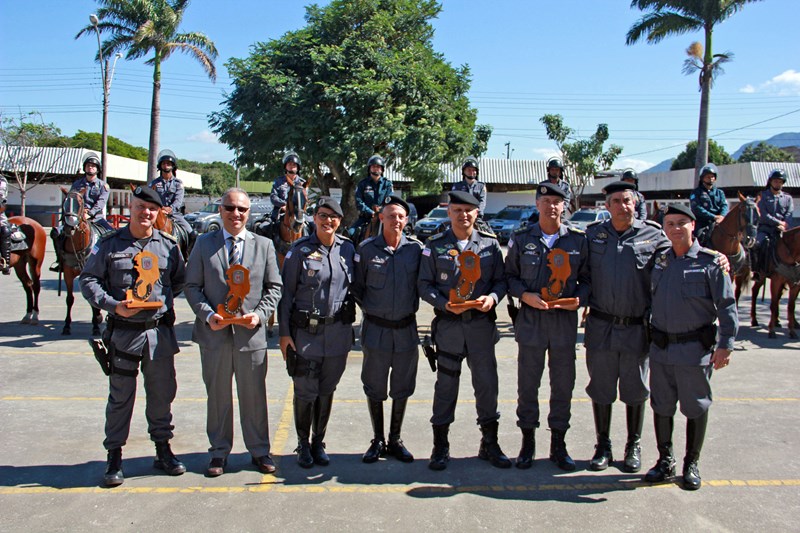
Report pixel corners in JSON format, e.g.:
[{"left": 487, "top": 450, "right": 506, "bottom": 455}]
[
  {"left": 0, "top": 146, "right": 203, "bottom": 190},
  {"left": 382, "top": 158, "right": 550, "bottom": 186}
]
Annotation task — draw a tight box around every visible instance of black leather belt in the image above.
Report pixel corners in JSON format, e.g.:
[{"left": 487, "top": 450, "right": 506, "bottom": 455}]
[
  {"left": 291, "top": 309, "right": 346, "bottom": 327},
  {"left": 364, "top": 313, "right": 415, "bottom": 329},
  {"left": 109, "top": 313, "right": 171, "bottom": 331},
  {"left": 590, "top": 308, "right": 645, "bottom": 326}
]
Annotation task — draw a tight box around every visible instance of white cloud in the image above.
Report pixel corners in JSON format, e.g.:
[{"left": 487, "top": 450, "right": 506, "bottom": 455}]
[
  {"left": 739, "top": 70, "right": 800, "bottom": 96},
  {"left": 187, "top": 130, "right": 220, "bottom": 144},
  {"left": 530, "top": 147, "right": 560, "bottom": 159},
  {"left": 616, "top": 158, "right": 656, "bottom": 172}
]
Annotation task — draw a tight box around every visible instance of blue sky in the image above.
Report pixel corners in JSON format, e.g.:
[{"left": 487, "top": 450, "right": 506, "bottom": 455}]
[{"left": 1, "top": 0, "right": 798, "bottom": 171}]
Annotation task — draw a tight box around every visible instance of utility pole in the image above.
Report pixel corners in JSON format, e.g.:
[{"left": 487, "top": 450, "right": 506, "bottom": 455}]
[{"left": 504, "top": 142, "right": 512, "bottom": 160}]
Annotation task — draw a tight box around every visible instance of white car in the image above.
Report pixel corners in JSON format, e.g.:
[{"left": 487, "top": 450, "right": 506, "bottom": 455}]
[{"left": 569, "top": 208, "right": 611, "bottom": 230}]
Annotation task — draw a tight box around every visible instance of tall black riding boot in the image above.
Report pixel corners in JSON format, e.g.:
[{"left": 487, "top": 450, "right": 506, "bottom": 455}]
[
  {"left": 0, "top": 226, "right": 11, "bottom": 275},
  {"left": 294, "top": 397, "right": 314, "bottom": 469},
  {"left": 311, "top": 394, "right": 334, "bottom": 466},
  {"left": 549, "top": 428, "right": 576, "bottom": 471},
  {"left": 589, "top": 402, "right": 613, "bottom": 471},
  {"left": 428, "top": 424, "right": 450, "bottom": 471},
  {"left": 362, "top": 399, "right": 386, "bottom": 463},
  {"left": 103, "top": 448, "right": 124, "bottom": 487},
  {"left": 644, "top": 413, "right": 676, "bottom": 482},
  {"left": 387, "top": 398, "right": 414, "bottom": 462},
  {"left": 683, "top": 411, "right": 709, "bottom": 491},
  {"left": 49, "top": 228, "right": 63, "bottom": 272},
  {"left": 515, "top": 428, "right": 535, "bottom": 469},
  {"left": 154, "top": 441, "right": 186, "bottom": 476},
  {"left": 623, "top": 403, "right": 645, "bottom": 473},
  {"left": 478, "top": 420, "right": 512, "bottom": 468}
]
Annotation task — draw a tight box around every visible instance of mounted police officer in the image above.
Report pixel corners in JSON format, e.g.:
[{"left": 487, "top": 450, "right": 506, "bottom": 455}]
[
  {"left": 270, "top": 152, "right": 306, "bottom": 225},
  {"left": 539, "top": 157, "right": 574, "bottom": 219},
  {"left": 0, "top": 174, "right": 11, "bottom": 274},
  {"left": 353, "top": 194, "right": 422, "bottom": 464},
  {"left": 621, "top": 168, "right": 647, "bottom": 220},
  {"left": 79, "top": 186, "right": 186, "bottom": 487},
  {"left": 150, "top": 149, "right": 195, "bottom": 247},
  {"left": 418, "top": 190, "right": 510, "bottom": 471},
  {"left": 279, "top": 197, "right": 356, "bottom": 468},
  {"left": 583, "top": 181, "right": 671, "bottom": 473},
  {"left": 50, "top": 152, "right": 113, "bottom": 272},
  {"left": 505, "top": 182, "right": 589, "bottom": 471},
  {"left": 644, "top": 204, "right": 738, "bottom": 491},
  {"left": 350, "top": 155, "right": 393, "bottom": 238},
  {"left": 754, "top": 168, "right": 794, "bottom": 274},
  {"left": 689, "top": 163, "right": 728, "bottom": 245}
]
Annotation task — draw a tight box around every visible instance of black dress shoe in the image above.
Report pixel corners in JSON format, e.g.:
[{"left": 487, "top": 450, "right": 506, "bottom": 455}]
[
  {"left": 206, "top": 457, "right": 226, "bottom": 477},
  {"left": 362, "top": 438, "right": 386, "bottom": 463},
  {"left": 682, "top": 461, "right": 702, "bottom": 490},
  {"left": 252, "top": 455, "right": 277, "bottom": 474},
  {"left": 387, "top": 438, "right": 414, "bottom": 463},
  {"left": 104, "top": 448, "right": 124, "bottom": 487}
]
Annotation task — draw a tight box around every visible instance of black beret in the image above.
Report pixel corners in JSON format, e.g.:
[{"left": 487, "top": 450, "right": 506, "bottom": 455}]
[
  {"left": 536, "top": 182, "right": 567, "bottom": 199},
  {"left": 133, "top": 186, "right": 163, "bottom": 207},
  {"left": 315, "top": 196, "right": 343, "bottom": 217},
  {"left": 664, "top": 204, "right": 696, "bottom": 221},
  {"left": 602, "top": 181, "right": 636, "bottom": 195},
  {"left": 448, "top": 190, "right": 480, "bottom": 207},
  {"left": 382, "top": 194, "right": 410, "bottom": 214}
]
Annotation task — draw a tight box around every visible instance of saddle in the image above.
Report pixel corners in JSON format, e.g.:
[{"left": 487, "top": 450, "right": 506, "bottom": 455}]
[{"left": 6, "top": 224, "right": 28, "bottom": 252}]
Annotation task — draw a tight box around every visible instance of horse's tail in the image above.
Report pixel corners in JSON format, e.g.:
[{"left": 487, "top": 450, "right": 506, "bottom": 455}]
[{"left": 737, "top": 266, "right": 752, "bottom": 291}]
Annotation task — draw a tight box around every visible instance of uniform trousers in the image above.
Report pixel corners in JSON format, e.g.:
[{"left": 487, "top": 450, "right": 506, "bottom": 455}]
[
  {"left": 585, "top": 348, "right": 649, "bottom": 406},
  {"left": 517, "top": 343, "right": 576, "bottom": 431},
  {"left": 104, "top": 349, "right": 176, "bottom": 450},
  {"left": 650, "top": 361, "right": 713, "bottom": 419},
  {"left": 293, "top": 355, "right": 348, "bottom": 404},
  {"left": 431, "top": 348, "right": 499, "bottom": 426},
  {"left": 362, "top": 346, "right": 418, "bottom": 401},
  {"left": 200, "top": 344, "right": 270, "bottom": 459}
]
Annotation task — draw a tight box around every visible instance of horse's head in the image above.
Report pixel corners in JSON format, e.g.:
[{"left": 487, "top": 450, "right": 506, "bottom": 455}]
[
  {"left": 737, "top": 192, "right": 759, "bottom": 249},
  {"left": 62, "top": 188, "right": 86, "bottom": 234},
  {"left": 287, "top": 180, "right": 308, "bottom": 232}
]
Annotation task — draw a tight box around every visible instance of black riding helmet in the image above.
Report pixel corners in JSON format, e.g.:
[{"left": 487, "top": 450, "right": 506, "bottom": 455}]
[
  {"left": 367, "top": 154, "right": 386, "bottom": 170},
  {"left": 82, "top": 151, "right": 102, "bottom": 173},
  {"left": 157, "top": 149, "right": 178, "bottom": 174},
  {"left": 283, "top": 152, "right": 301, "bottom": 172},
  {"left": 462, "top": 156, "right": 479, "bottom": 178},
  {"left": 622, "top": 168, "right": 638, "bottom": 182}
]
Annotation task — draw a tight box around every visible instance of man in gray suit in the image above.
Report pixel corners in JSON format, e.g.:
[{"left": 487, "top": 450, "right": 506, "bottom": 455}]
[{"left": 185, "top": 188, "right": 283, "bottom": 477}]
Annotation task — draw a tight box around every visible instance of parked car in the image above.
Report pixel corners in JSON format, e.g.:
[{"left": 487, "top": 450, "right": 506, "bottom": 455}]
[
  {"left": 489, "top": 205, "right": 538, "bottom": 244},
  {"left": 568, "top": 207, "right": 611, "bottom": 231},
  {"left": 414, "top": 205, "right": 450, "bottom": 241},
  {"left": 403, "top": 202, "right": 418, "bottom": 235},
  {"left": 185, "top": 201, "right": 222, "bottom": 233}
]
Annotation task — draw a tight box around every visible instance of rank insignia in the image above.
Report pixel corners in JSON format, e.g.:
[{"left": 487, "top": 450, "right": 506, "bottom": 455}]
[
  {"left": 448, "top": 249, "right": 459, "bottom": 257},
  {"left": 597, "top": 232, "right": 607, "bottom": 240}
]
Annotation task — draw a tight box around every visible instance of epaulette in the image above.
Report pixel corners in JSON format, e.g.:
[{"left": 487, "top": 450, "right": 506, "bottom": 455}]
[
  {"left": 513, "top": 226, "right": 529, "bottom": 235},
  {"left": 99, "top": 230, "right": 118, "bottom": 242},
  {"left": 159, "top": 230, "right": 177, "bottom": 243},
  {"left": 360, "top": 235, "right": 378, "bottom": 248},
  {"left": 586, "top": 220, "right": 604, "bottom": 228},
  {"left": 477, "top": 229, "right": 497, "bottom": 238},
  {"left": 699, "top": 248, "right": 721, "bottom": 258},
  {"left": 429, "top": 232, "right": 446, "bottom": 241},
  {"left": 337, "top": 233, "right": 353, "bottom": 243},
  {"left": 406, "top": 234, "right": 422, "bottom": 244},
  {"left": 644, "top": 219, "right": 662, "bottom": 229},
  {"left": 567, "top": 225, "right": 585, "bottom": 234},
  {"left": 293, "top": 235, "right": 312, "bottom": 247}
]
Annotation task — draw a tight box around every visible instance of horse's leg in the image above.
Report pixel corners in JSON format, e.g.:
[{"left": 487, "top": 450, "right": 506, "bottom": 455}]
[
  {"left": 30, "top": 255, "right": 41, "bottom": 325},
  {"left": 788, "top": 285, "right": 800, "bottom": 340},
  {"left": 751, "top": 279, "right": 762, "bottom": 327},
  {"left": 768, "top": 280, "right": 782, "bottom": 338},
  {"left": 63, "top": 271, "right": 74, "bottom": 336},
  {"left": 14, "top": 258, "right": 34, "bottom": 324},
  {"left": 91, "top": 306, "right": 103, "bottom": 337}
]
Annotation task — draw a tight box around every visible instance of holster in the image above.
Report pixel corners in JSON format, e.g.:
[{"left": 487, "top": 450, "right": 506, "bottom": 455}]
[
  {"left": 89, "top": 339, "right": 111, "bottom": 376},
  {"left": 286, "top": 346, "right": 298, "bottom": 377},
  {"left": 507, "top": 298, "right": 519, "bottom": 324},
  {"left": 286, "top": 347, "right": 322, "bottom": 379},
  {"left": 422, "top": 334, "right": 437, "bottom": 372},
  {"left": 340, "top": 296, "right": 356, "bottom": 324}
]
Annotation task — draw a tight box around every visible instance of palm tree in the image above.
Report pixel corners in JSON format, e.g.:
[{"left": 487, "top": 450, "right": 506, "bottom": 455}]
[
  {"left": 77, "top": 0, "right": 217, "bottom": 180},
  {"left": 626, "top": 0, "right": 761, "bottom": 182}
]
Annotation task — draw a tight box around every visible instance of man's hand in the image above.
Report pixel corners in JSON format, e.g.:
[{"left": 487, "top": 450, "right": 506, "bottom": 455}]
[
  {"left": 115, "top": 300, "right": 142, "bottom": 318},
  {"left": 444, "top": 302, "right": 470, "bottom": 315},
  {"left": 163, "top": 206, "right": 173, "bottom": 214},
  {"left": 241, "top": 312, "right": 260, "bottom": 330},
  {"left": 715, "top": 253, "right": 731, "bottom": 274},
  {"left": 711, "top": 348, "right": 732, "bottom": 370},
  {"left": 521, "top": 291, "right": 549, "bottom": 310},
  {"left": 779, "top": 221, "right": 788, "bottom": 231},
  {"left": 714, "top": 215, "right": 724, "bottom": 224},
  {"left": 208, "top": 313, "right": 229, "bottom": 331},
  {"left": 279, "top": 335, "right": 296, "bottom": 360},
  {"left": 475, "top": 295, "right": 495, "bottom": 313},
  {"left": 551, "top": 297, "right": 580, "bottom": 312},
  {"left": 373, "top": 205, "right": 381, "bottom": 213}
]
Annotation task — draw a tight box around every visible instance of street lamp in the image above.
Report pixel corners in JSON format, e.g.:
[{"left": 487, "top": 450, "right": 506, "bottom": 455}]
[{"left": 89, "top": 13, "right": 121, "bottom": 182}]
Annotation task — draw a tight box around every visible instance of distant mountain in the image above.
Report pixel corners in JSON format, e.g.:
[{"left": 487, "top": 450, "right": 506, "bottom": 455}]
[
  {"left": 732, "top": 132, "right": 800, "bottom": 159},
  {"left": 642, "top": 158, "right": 674, "bottom": 173}
]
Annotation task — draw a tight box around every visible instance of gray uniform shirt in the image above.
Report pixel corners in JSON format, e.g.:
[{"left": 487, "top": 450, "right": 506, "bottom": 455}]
[
  {"left": 451, "top": 179, "right": 487, "bottom": 216},
  {"left": 70, "top": 176, "right": 110, "bottom": 219},
  {"left": 80, "top": 227, "right": 185, "bottom": 358},
  {"left": 505, "top": 223, "right": 590, "bottom": 342},
  {"left": 0, "top": 176, "right": 7, "bottom": 225},
  {"left": 278, "top": 232, "right": 356, "bottom": 358},
  {"left": 353, "top": 233, "right": 422, "bottom": 352},
  {"left": 650, "top": 240, "right": 738, "bottom": 366},
  {"left": 585, "top": 219, "right": 670, "bottom": 353},
  {"left": 758, "top": 188, "right": 794, "bottom": 231},
  {"left": 150, "top": 176, "right": 186, "bottom": 212}
]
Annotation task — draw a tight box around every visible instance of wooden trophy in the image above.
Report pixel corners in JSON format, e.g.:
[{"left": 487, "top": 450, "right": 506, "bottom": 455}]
[
  {"left": 217, "top": 264, "right": 252, "bottom": 326},
  {"left": 125, "top": 250, "right": 165, "bottom": 309},
  {"left": 542, "top": 248, "right": 578, "bottom": 308},
  {"left": 448, "top": 250, "right": 484, "bottom": 310}
]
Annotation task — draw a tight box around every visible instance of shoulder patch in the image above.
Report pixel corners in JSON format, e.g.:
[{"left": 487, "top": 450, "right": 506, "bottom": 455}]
[
  {"left": 644, "top": 220, "right": 662, "bottom": 229},
  {"left": 102, "top": 181, "right": 109, "bottom": 191}
]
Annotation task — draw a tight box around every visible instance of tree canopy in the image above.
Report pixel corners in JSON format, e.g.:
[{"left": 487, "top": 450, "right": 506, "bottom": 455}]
[
  {"left": 738, "top": 142, "right": 795, "bottom": 164},
  {"left": 671, "top": 139, "right": 733, "bottom": 170},
  {"left": 210, "top": 0, "right": 485, "bottom": 221}
]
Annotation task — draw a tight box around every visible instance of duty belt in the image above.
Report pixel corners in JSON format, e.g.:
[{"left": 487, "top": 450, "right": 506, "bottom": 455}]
[
  {"left": 290, "top": 309, "right": 347, "bottom": 327},
  {"left": 109, "top": 313, "right": 171, "bottom": 331},
  {"left": 590, "top": 309, "right": 645, "bottom": 326},
  {"left": 649, "top": 323, "right": 716, "bottom": 350},
  {"left": 434, "top": 307, "right": 496, "bottom": 322},
  {"left": 364, "top": 313, "right": 415, "bottom": 329}
]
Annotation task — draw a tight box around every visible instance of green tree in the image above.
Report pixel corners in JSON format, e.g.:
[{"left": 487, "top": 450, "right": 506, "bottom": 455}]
[
  {"left": 77, "top": 0, "right": 217, "bottom": 180},
  {"left": 738, "top": 142, "right": 795, "bottom": 163},
  {"left": 626, "top": 0, "right": 762, "bottom": 182},
  {"left": 210, "top": 0, "right": 477, "bottom": 222},
  {"left": 179, "top": 160, "right": 235, "bottom": 196},
  {"left": 471, "top": 124, "right": 493, "bottom": 158},
  {"left": 540, "top": 114, "right": 623, "bottom": 208},
  {"left": 671, "top": 139, "right": 733, "bottom": 170},
  {"left": 69, "top": 131, "right": 149, "bottom": 161}
]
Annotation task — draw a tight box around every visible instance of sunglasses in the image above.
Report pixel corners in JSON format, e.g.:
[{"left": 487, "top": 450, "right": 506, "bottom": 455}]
[{"left": 222, "top": 205, "right": 249, "bottom": 213}]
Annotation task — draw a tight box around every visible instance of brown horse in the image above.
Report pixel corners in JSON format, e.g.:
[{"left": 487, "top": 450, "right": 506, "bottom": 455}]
[
  {"left": 269, "top": 176, "right": 310, "bottom": 336},
  {"left": 59, "top": 188, "right": 103, "bottom": 336},
  {"left": 707, "top": 193, "right": 759, "bottom": 305},
  {"left": 4, "top": 216, "right": 47, "bottom": 324},
  {"left": 750, "top": 227, "right": 800, "bottom": 338},
  {"left": 134, "top": 183, "right": 192, "bottom": 260},
  {"left": 357, "top": 213, "right": 381, "bottom": 245}
]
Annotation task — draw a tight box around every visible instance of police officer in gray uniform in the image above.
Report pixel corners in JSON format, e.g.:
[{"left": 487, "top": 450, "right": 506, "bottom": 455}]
[
  {"left": 353, "top": 194, "right": 422, "bottom": 464},
  {"left": 80, "top": 186, "right": 186, "bottom": 487},
  {"left": 270, "top": 152, "right": 306, "bottom": 224},
  {"left": 584, "top": 181, "right": 671, "bottom": 473},
  {"left": 150, "top": 150, "right": 194, "bottom": 238},
  {"left": 539, "top": 157, "right": 574, "bottom": 218},
  {"left": 0, "top": 175, "right": 11, "bottom": 275},
  {"left": 505, "top": 182, "right": 589, "bottom": 471},
  {"left": 279, "top": 197, "right": 356, "bottom": 468},
  {"left": 754, "top": 168, "right": 794, "bottom": 274},
  {"left": 418, "top": 190, "right": 510, "bottom": 471},
  {"left": 452, "top": 157, "right": 487, "bottom": 216},
  {"left": 621, "top": 169, "right": 647, "bottom": 220},
  {"left": 644, "top": 204, "right": 737, "bottom": 491}
]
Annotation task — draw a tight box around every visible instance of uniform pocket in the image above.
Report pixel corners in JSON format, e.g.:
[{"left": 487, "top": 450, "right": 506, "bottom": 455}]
[
  {"left": 681, "top": 271, "right": 708, "bottom": 297},
  {"left": 110, "top": 259, "right": 134, "bottom": 288},
  {"left": 367, "top": 262, "right": 387, "bottom": 289},
  {"left": 520, "top": 253, "right": 541, "bottom": 278}
]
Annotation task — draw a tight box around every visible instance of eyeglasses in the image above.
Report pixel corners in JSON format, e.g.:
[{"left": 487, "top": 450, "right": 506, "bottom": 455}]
[
  {"left": 316, "top": 212, "right": 341, "bottom": 221},
  {"left": 222, "top": 205, "right": 249, "bottom": 213}
]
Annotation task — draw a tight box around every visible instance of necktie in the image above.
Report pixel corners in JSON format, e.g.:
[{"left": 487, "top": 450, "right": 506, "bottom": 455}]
[{"left": 227, "top": 236, "right": 240, "bottom": 266}]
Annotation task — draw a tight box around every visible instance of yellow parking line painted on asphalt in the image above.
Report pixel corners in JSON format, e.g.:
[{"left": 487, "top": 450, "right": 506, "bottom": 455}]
[
  {"left": 259, "top": 384, "right": 295, "bottom": 485},
  {"left": 0, "top": 479, "right": 798, "bottom": 495}
]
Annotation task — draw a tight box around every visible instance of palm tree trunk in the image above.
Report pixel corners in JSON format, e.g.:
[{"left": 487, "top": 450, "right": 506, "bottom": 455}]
[
  {"left": 147, "top": 53, "right": 162, "bottom": 183},
  {"left": 694, "top": 26, "right": 714, "bottom": 185}
]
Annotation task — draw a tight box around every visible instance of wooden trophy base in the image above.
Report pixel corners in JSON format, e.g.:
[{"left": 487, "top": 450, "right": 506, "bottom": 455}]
[
  {"left": 448, "top": 300, "right": 484, "bottom": 310},
  {"left": 544, "top": 297, "right": 579, "bottom": 308},
  {"left": 125, "top": 289, "right": 164, "bottom": 309},
  {"left": 216, "top": 304, "right": 252, "bottom": 326}
]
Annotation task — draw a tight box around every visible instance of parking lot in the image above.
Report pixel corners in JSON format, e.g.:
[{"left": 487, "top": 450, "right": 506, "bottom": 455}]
[{"left": 1, "top": 246, "right": 798, "bottom": 532}]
